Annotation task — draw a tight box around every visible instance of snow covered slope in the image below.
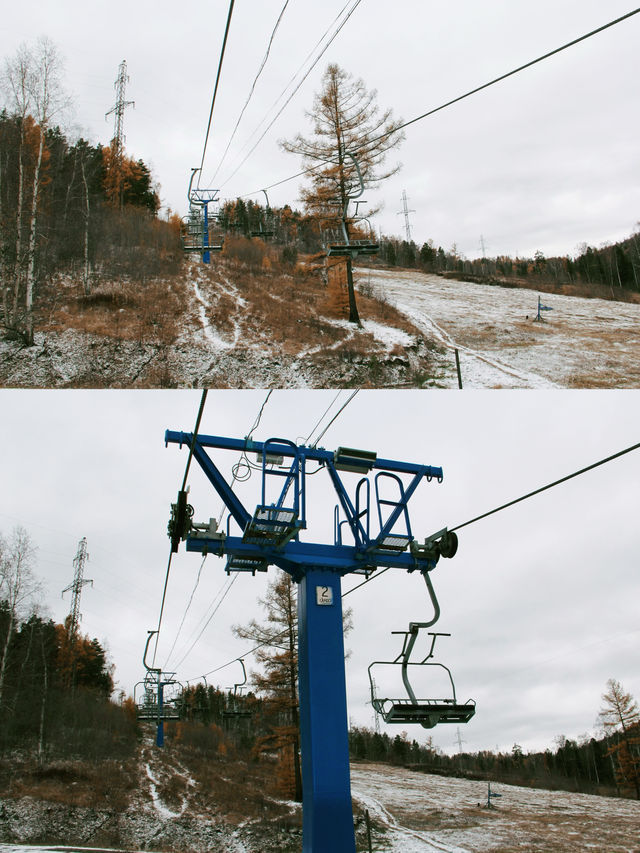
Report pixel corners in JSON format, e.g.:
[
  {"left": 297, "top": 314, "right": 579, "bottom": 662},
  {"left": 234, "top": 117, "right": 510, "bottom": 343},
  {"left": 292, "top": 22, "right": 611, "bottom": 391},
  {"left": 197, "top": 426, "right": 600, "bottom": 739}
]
[
  {"left": 351, "top": 762, "right": 640, "bottom": 852},
  {"left": 366, "top": 268, "right": 640, "bottom": 388}
]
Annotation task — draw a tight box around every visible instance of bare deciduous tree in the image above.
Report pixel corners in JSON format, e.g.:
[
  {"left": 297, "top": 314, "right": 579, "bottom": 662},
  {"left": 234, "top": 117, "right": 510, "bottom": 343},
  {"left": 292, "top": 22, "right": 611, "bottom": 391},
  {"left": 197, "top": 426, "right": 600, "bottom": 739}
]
[
  {"left": 0, "top": 525, "right": 41, "bottom": 706},
  {"left": 2, "top": 37, "right": 69, "bottom": 343}
]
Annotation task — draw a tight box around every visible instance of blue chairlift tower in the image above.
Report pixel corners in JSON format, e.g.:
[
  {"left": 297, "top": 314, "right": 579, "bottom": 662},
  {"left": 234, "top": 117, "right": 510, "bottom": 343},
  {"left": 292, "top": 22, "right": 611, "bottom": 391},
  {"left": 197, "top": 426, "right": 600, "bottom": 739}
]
[
  {"left": 184, "top": 168, "right": 222, "bottom": 264},
  {"left": 138, "top": 630, "right": 180, "bottom": 747},
  {"left": 165, "top": 430, "right": 463, "bottom": 853}
]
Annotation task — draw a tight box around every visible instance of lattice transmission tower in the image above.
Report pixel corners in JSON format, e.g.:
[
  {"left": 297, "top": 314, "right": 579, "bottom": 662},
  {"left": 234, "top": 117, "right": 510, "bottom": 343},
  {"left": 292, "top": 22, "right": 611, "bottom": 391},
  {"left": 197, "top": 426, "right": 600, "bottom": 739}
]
[
  {"left": 105, "top": 60, "right": 135, "bottom": 206},
  {"left": 398, "top": 189, "right": 416, "bottom": 242},
  {"left": 62, "top": 537, "right": 93, "bottom": 641}
]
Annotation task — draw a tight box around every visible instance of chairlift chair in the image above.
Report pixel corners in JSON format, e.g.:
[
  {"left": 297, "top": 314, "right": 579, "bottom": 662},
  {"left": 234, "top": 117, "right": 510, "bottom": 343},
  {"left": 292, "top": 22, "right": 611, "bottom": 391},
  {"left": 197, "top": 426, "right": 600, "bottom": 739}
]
[
  {"left": 326, "top": 152, "right": 380, "bottom": 258},
  {"left": 368, "top": 571, "right": 475, "bottom": 729},
  {"left": 222, "top": 659, "right": 252, "bottom": 722}
]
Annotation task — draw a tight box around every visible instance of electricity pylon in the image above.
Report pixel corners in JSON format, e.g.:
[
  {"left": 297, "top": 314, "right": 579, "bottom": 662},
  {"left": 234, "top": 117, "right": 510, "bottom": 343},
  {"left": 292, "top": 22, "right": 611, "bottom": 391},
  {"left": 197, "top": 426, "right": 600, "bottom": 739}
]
[
  {"left": 398, "top": 189, "right": 415, "bottom": 242},
  {"left": 105, "top": 60, "right": 135, "bottom": 207},
  {"left": 62, "top": 536, "right": 92, "bottom": 641}
]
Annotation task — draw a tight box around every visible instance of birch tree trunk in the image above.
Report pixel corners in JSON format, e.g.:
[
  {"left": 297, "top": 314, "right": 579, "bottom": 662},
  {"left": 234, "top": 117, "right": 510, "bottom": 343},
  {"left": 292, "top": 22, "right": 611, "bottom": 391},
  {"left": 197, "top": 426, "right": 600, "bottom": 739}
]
[
  {"left": 24, "top": 125, "right": 45, "bottom": 345},
  {"left": 80, "top": 155, "right": 91, "bottom": 295}
]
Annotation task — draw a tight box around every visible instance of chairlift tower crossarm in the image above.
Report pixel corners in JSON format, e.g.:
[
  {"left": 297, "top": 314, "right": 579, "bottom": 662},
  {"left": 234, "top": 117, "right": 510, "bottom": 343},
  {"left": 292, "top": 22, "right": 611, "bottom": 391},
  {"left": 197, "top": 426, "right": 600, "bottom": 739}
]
[{"left": 165, "top": 429, "right": 456, "bottom": 852}]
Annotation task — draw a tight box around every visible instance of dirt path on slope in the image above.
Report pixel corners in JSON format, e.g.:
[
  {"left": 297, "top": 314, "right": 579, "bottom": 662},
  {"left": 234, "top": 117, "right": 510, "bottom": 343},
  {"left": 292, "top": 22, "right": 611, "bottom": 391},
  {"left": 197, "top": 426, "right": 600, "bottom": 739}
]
[{"left": 367, "top": 268, "right": 640, "bottom": 388}]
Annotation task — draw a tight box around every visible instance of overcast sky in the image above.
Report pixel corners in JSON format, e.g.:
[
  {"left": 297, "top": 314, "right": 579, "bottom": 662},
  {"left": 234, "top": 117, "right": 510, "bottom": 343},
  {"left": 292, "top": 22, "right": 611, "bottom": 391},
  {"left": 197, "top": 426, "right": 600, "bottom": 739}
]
[
  {"left": 2, "top": 0, "right": 639, "bottom": 260},
  {"left": 1, "top": 389, "right": 638, "bottom": 756}
]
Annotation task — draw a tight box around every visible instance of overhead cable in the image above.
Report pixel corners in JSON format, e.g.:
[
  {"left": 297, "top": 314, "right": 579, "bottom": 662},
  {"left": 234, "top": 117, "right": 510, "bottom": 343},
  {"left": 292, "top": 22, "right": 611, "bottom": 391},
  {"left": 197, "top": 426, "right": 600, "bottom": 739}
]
[
  {"left": 210, "top": 0, "right": 292, "bottom": 183},
  {"left": 450, "top": 439, "right": 640, "bottom": 533},
  {"left": 218, "top": 0, "right": 364, "bottom": 190},
  {"left": 152, "top": 390, "right": 208, "bottom": 666},
  {"left": 342, "top": 439, "right": 640, "bottom": 599},
  {"left": 304, "top": 391, "right": 344, "bottom": 445},
  {"left": 240, "top": 7, "right": 640, "bottom": 198},
  {"left": 197, "top": 0, "right": 236, "bottom": 184},
  {"left": 311, "top": 389, "right": 359, "bottom": 447},
  {"left": 171, "top": 574, "right": 240, "bottom": 671},
  {"left": 359, "top": 7, "right": 640, "bottom": 157},
  {"left": 162, "top": 553, "right": 208, "bottom": 670}
]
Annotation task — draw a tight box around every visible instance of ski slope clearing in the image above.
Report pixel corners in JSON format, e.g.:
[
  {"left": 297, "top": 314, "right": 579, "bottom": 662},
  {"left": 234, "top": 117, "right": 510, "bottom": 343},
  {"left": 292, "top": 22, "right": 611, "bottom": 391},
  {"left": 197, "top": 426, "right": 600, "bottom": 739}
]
[
  {"left": 351, "top": 762, "right": 640, "bottom": 852},
  {"left": 366, "top": 268, "right": 640, "bottom": 388}
]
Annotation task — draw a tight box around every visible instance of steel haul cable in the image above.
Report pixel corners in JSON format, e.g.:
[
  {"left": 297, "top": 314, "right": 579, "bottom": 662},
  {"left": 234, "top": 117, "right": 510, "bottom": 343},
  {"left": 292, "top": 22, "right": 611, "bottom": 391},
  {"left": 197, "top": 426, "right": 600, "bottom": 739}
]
[
  {"left": 152, "top": 390, "right": 208, "bottom": 667},
  {"left": 197, "top": 0, "right": 236, "bottom": 185},
  {"left": 218, "top": 0, "right": 365, "bottom": 190},
  {"left": 210, "top": 0, "right": 292, "bottom": 183},
  {"left": 343, "top": 439, "right": 640, "bottom": 598}
]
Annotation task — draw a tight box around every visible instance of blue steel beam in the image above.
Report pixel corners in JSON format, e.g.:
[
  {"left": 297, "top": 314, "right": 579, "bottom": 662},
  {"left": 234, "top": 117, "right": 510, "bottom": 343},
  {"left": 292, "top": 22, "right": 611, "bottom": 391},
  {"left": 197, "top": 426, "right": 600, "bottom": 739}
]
[
  {"left": 185, "top": 535, "right": 439, "bottom": 575},
  {"left": 165, "top": 430, "right": 443, "bottom": 481},
  {"left": 166, "top": 431, "right": 443, "bottom": 552}
]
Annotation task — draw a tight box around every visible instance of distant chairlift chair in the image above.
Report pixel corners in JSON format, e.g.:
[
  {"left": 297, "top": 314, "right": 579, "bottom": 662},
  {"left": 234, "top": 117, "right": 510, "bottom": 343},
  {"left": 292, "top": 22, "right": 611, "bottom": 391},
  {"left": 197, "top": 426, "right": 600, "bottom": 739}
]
[{"left": 222, "top": 659, "right": 252, "bottom": 724}]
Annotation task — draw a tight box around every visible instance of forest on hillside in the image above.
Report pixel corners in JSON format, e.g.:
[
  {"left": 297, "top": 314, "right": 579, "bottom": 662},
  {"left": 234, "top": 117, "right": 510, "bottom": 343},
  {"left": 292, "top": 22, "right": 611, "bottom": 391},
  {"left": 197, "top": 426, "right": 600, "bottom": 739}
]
[
  {"left": 2, "top": 531, "right": 639, "bottom": 807},
  {"left": 376, "top": 231, "right": 640, "bottom": 298},
  {"left": 0, "top": 526, "right": 134, "bottom": 761},
  {"left": 0, "top": 38, "right": 180, "bottom": 345}
]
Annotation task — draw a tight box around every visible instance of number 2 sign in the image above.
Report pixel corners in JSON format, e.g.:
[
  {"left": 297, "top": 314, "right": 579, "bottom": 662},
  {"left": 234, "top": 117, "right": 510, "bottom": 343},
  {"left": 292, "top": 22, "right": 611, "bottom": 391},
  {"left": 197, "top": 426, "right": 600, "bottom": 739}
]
[{"left": 316, "top": 585, "right": 333, "bottom": 606}]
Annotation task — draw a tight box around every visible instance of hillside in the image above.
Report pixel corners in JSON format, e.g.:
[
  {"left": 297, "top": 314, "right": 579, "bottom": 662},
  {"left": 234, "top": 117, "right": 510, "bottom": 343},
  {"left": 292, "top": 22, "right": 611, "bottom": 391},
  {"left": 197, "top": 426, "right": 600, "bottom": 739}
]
[
  {"left": 2, "top": 743, "right": 639, "bottom": 852},
  {"left": 2, "top": 256, "right": 640, "bottom": 389},
  {"left": 0, "top": 257, "right": 444, "bottom": 389}
]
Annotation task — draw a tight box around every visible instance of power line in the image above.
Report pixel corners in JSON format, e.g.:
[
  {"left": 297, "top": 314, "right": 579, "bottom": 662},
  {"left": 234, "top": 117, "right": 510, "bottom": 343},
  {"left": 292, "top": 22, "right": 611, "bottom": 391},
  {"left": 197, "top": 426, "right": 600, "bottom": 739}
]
[
  {"left": 218, "top": 0, "right": 365, "bottom": 190},
  {"left": 197, "top": 0, "right": 236, "bottom": 184},
  {"left": 239, "top": 7, "right": 640, "bottom": 199},
  {"left": 311, "top": 389, "right": 359, "bottom": 447},
  {"left": 210, "top": 0, "right": 292, "bottom": 184}
]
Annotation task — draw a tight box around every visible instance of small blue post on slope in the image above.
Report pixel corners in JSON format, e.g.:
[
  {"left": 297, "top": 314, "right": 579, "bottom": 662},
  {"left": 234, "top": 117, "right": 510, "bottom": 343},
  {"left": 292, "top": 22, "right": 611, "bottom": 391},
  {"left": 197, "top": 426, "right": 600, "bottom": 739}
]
[
  {"left": 202, "top": 202, "right": 211, "bottom": 265},
  {"left": 298, "top": 569, "right": 355, "bottom": 853},
  {"left": 535, "top": 294, "right": 553, "bottom": 322}
]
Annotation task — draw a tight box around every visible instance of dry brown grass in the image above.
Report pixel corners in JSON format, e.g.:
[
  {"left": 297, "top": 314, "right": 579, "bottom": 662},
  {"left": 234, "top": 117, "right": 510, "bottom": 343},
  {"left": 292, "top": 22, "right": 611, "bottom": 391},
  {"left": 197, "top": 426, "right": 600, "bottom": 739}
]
[
  {"left": 38, "top": 275, "right": 189, "bottom": 345},
  {"left": 165, "top": 727, "right": 301, "bottom": 826},
  {"left": 1, "top": 756, "right": 138, "bottom": 811},
  {"left": 196, "top": 255, "right": 425, "bottom": 360}
]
